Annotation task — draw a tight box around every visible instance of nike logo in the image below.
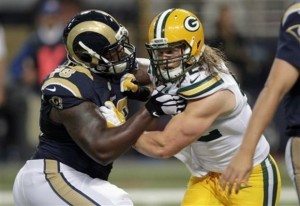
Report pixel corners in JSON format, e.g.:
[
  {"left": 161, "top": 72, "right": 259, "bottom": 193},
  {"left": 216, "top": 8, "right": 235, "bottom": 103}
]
[
  {"left": 152, "top": 112, "right": 160, "bottom": 117},
  {"left": 189, "top": 75, "right": 200, "bottom": 84},
  {"left": 45, "top": 86, "right": 56, "bottom": 92}
]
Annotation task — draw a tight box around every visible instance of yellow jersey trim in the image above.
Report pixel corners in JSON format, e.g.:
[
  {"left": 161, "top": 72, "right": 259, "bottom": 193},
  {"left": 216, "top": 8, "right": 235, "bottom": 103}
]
[{"left": 178, "top": 73, "right": 223, "bottom": 98}]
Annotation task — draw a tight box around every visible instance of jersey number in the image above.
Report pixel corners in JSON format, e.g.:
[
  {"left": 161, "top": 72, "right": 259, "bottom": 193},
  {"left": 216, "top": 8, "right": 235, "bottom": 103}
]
[{"left": 198, "top": 129, "right": 222, "bottom": 142}]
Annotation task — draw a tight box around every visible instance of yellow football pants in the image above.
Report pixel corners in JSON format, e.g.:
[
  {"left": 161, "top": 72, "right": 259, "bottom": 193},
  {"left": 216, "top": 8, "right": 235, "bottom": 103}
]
[{"left": 181, "top": 155, "right": 281, "bottom": 206}]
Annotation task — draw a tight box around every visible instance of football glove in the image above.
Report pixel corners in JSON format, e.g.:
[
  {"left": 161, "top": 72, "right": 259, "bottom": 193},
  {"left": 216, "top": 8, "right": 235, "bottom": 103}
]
[
  {"left": 99, "top": 101, "right": 125, "bottom": 128},
  {"left": 145, "top": 85, "right": 187, "bottom": 117},
  {"left": 120, "top": 73, "right": 138, "bottom": 92},
  {"left": 120, "top": 73, "right": 151, "bottom": 102}
]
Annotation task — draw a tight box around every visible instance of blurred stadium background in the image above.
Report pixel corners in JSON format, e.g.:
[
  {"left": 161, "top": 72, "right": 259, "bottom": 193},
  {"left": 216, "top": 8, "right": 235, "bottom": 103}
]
[{"left": 0, "top": 0, "right": 298, "bottom": 205}]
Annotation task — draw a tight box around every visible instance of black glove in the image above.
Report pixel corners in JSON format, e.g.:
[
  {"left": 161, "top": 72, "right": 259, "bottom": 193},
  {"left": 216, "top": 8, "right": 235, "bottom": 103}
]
[
  {"left": 145, "top": 86, "right": 187, "bottom": 117},
  {"left": 124, "top": 85, "right": 151, "bottom": 102}
]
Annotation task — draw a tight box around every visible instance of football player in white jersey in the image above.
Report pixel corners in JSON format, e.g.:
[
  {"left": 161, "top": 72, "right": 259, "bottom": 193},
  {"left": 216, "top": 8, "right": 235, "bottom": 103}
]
[
  {"left": 131, "top": 8, "right": 281, "bottom": 205},
  {"left": 221, "top": 1, "right": 300, "bottom": 202}
]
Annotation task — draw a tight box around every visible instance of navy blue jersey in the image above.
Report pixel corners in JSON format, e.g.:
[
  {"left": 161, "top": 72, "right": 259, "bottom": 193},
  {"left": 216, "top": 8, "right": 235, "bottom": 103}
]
[
  {"left": 32, "top": 61, "right": 128, "bottom": 180},
  {"left": 276, "top": 2, "right": 300, "bottom": 136}
]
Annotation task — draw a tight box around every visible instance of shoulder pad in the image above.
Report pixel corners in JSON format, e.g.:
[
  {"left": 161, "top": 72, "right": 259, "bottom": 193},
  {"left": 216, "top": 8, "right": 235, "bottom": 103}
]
[
  {"left": 41, "top": 65, "right": 94, "bottom": 109},
  {"left": 42, "top": 77, "right": 83, "bottom": 98},
  {"left": 42, "top": 65, "right": 93, "bottom": 96},
  {"left": 276, "top": 3, "right": 300, "bottom": 69},
  {"left": 282, "top": 3, "right": 300, "bottom": 26},
  {"left": 178, "top": 72, "right": 224, "bottom": 99}
]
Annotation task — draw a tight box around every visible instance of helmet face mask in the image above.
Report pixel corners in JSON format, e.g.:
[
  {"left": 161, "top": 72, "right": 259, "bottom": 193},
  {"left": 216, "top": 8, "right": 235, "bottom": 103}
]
[
  {"left": 64, "top": 10, "right": 136, "bottom": 76},
  {"left": 146, "top": 41, "right": 193, "bottom": 83},
  {"left": 147, "top": 8, "right": 205, "bottom": 83},
  {"left": 79, "top": 34, "right": 136, "bottom": 75}
]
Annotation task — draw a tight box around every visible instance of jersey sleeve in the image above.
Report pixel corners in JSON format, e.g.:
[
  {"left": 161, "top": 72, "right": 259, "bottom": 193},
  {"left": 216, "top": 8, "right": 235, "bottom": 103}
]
[
  {"left": 177, "top": 71, "right": 224, "bottom": 100},
  {"left": 276, "top": 3, "right": 300, "bottom": 70},
  {"left": 41, "top": 65, "right": 94, "bottom": 110}
]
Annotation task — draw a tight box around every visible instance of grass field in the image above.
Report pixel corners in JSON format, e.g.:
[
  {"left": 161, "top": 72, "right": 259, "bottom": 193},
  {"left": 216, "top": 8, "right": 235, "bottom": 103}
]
[{"left": 0, "top": 155, "right": 298, "bottom": 206}]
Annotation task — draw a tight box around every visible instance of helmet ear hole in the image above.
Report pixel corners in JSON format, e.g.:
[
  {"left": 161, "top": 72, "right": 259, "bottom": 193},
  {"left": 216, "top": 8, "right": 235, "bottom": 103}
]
[{"left": 197, "top": 41, "right": 201, "bottom": 48}]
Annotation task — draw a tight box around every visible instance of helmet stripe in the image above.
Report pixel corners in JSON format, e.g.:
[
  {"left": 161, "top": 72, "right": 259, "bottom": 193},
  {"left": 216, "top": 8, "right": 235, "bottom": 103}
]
[
  {"left": 67, "top": 21, "right": 116, "bottom": 61},
  {"left": 155, "top": 9, "right": 174, "bottom": 38},
  {"left": 282, "top": 3, "right": 300, "bottom": 25},
  {"left": 153, "top": 13, "right": 162, "bottom": 39},
  {"left": 68, "top": 21, "right": 116, "bottom": 45}
]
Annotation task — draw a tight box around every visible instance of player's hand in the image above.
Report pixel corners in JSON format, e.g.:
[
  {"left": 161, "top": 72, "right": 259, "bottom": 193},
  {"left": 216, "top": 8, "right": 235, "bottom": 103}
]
[
  {"left": 120, "top": 73, "right": 150, "bottom": 102},
  {"left": 99, "top": 101, "right": 125, "bottom": 128},
  {"left": 145, "top": 85, "right": 187, "bottom": 117},
  {"left": 220, "top": 150, "right": 253, "bottom": 194},
  {"left": 120, "top": 73, "right": 138, "bottom": 92}
]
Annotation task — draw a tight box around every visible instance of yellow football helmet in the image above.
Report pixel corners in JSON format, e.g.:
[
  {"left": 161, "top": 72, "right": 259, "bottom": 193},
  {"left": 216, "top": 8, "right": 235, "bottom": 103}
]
[{"left": 146, "top": 8, "right": 205, "bottom": 83}]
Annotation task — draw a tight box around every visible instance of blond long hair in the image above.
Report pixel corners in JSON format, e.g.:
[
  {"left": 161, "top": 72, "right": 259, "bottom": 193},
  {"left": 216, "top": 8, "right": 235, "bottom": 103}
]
[{"left": 198, "top": 45, "right": 228, "bottom": 74}]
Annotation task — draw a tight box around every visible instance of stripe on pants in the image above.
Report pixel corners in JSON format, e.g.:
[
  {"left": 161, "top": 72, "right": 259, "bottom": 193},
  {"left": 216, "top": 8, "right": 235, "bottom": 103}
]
[{"left": 44, "top": 159, "right": 100, "bottom": 206}]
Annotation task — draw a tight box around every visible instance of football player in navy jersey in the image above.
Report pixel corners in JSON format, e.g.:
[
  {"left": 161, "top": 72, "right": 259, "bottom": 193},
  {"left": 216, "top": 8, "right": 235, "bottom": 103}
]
[
  {"left": 12, "top": 10, "right": 186, "bottom": 206},
  {"left": 221, "top": 0, "right": 300, "bottom": 199}
]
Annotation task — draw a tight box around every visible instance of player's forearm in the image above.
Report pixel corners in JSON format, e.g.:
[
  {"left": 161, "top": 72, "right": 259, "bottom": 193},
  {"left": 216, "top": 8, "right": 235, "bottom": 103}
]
[
  {"left": 92, "top": 108, "right": 156, "bottom": 164},
  {"left": 239, "top": 86, "right": 283, "bottom": 155},
  {"left": 134, "top": 131, "right": 171, "bottom": 158},
  {"left": 239, "top": 60, "right": 296, "bottom": 155},
  {"left": 134, "top": 58, "right": 151, "bottom": 85},
  {"left": 62, "top": 103, "right": 154, "bottom": 165},
  {"left": 111, "top": 108, "right": 154, "bottom": 144}
]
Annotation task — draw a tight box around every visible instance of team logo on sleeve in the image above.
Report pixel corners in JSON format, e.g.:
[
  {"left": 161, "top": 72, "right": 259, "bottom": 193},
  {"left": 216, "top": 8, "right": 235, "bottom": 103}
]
[
  {"left": 49, "top": 96, "right": 63, "bottom": 109},
  {"left": 286, "top": 24, "right": 300, "bottom": 43},
  {"left": 59, "top": 68, "right": 76, "bottom": 78},
  {"left": 184, "top": 16, "right": 200, "bottom": 32}
]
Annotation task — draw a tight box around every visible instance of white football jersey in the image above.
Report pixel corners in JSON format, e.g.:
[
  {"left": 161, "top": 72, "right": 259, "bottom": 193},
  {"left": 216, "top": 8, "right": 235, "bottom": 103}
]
[{"left": 156, "top": 63, "right": 270, "bottom": 177}]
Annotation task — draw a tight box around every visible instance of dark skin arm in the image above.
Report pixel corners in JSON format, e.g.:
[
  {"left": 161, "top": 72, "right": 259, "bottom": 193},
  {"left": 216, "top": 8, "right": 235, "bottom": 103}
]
[
  {"left": 133, "top": 58, "right": 152, "bottom": 86},
  {"left": 50, "top": 101, "right": 155, "bottom": 165}
]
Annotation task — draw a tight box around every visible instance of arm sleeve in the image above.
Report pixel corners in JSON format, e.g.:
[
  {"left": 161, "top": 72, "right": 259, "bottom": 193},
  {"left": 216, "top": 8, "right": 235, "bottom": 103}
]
[
  {"left": 276, "top": 4, "right": 300, "bottom": 70},
  {"left": 42, "top": 78, "right": 86, "bottom": 110},
  {"left": 177, "top": 72, "right": 224, "bottom": 100}
]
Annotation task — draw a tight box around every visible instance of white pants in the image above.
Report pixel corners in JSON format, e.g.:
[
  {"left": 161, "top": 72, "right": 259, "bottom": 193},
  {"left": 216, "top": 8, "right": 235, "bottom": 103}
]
[
  {"left": 13, "top": 159, "right": 134, "bottom": 206},
  {"left": 285, "top": 137, "right": 300, "bottom": 203}
]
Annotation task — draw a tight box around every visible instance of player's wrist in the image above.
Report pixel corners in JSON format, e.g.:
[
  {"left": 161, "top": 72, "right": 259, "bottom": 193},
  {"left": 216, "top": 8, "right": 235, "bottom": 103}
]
[
  {"left": 145, "top": 98, "right": 161, "bottom": 117},
  {"left": 238, "top": 145, "right": 255, "bottom": 156}
]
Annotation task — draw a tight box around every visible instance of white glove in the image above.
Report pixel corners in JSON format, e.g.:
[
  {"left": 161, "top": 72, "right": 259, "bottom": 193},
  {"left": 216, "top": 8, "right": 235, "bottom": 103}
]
[
  {"left": 145, "top": 85, "right": 187, "bottom": 117},
  {"left": 99, "top": 101, "right": 125, "bottom": 128}
]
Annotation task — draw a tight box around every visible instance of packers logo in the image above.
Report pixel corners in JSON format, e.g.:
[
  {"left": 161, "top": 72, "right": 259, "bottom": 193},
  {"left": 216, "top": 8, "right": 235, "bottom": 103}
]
[{"left": 184, "top": 16, "right": 200, "bottom": 32}]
